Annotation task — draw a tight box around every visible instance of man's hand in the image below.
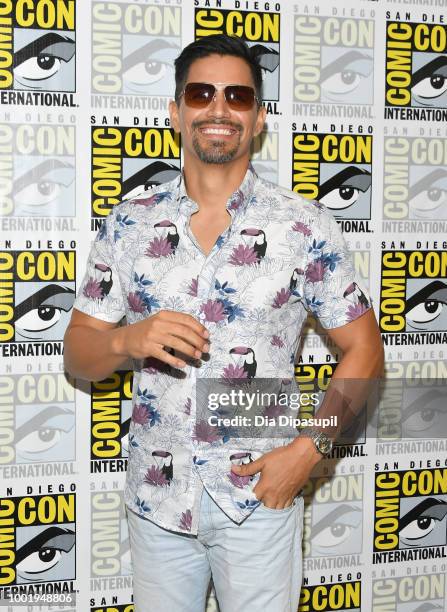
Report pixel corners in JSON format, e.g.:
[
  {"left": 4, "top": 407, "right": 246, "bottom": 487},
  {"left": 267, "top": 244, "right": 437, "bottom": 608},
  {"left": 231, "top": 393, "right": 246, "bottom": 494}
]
[
  {"left": 115, "top": 310, "right": 209, "bottom": 368},
  {"left": 230, "top": 437, "right": 322, "bottom": 510},
  {"left": 64, "top": 308, "right": 209, "bottom": 380}
]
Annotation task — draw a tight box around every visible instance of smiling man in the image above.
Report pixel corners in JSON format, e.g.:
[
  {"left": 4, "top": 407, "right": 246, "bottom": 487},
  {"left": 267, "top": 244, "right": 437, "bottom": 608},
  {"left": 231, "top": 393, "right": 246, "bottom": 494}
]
[{"left": 64, "top": 35, "right": 383, "bottom": 611}]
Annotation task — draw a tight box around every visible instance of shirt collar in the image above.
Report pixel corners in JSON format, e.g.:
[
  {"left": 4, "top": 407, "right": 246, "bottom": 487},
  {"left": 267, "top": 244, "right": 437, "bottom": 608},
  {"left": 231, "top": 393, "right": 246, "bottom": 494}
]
[{"left": 176, "top": 163, "right": 257, "bottom": 219}]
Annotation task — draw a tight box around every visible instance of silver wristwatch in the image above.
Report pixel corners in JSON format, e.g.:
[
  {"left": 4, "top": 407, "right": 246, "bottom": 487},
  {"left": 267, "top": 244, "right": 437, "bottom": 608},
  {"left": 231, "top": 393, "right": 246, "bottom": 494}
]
[{"left": 300, "top": 427, "right": 333, "bottom": 456}]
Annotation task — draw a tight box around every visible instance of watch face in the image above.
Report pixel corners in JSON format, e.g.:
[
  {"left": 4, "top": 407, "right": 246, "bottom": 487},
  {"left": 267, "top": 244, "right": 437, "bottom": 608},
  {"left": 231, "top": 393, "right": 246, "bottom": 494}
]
[{"left": 317, "top": 435, "right": 333, "bottom": 454}]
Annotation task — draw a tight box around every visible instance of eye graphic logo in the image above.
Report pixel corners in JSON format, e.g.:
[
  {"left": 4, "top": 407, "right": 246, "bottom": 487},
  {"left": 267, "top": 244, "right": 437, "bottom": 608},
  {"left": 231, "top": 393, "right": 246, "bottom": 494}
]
[
  {"left": 0, "top": 123, "right": 76, "bottom": 218},
  {"left": 294, "top": 16, "right": 374, "bottom": 105},
  {"left": 0, "top": 251, "right": 76, "bottom": 346},
  {"left": 373, "top": 572, "right": 446, "bottom": 610},
  {"left": 0, "top": 372, "right": 75, "bottom": 466},
  {"left": 385, "top": 21, "right": 447, "bottom": 109},
  {"left": 299, "top": 581, "right": 361, "bottom": 612},
  {"left": 380, "top": 251, "right": 447, "bottom": 334},
  {"left": 194, "top": 9, "right": 280, "bottom": 102},
  {"left": 303, "top": 474, "right": 363, "bottom": 561},
  {"left": 16, "top": 524, "right": 75, "bottom": 584},
  {"left": 91, "top": 2, "right": 181, "bottom": 96},
  {"left": 374, "top": 469, "right": 447, "bottom": 559},
  {"left": 91, "top": 371, "right": 133, "bottom": 469},
  {"left": 0, "top": 1, "right": 76, "bottom": 92},
  {"left": 292, "top": 132, "right": 372, "bottom": 221},
  {"left": 375, "top": 370, "right": 447, "bottom": 444},
  {"left": 91, "top": 126, "right": 180, "bottom": 223},
  {"left": 0, "top": 493, "right": 76, "bottom": 586},
  {"left": 383, "top": 136, "right": 447, "bottom": 222}
]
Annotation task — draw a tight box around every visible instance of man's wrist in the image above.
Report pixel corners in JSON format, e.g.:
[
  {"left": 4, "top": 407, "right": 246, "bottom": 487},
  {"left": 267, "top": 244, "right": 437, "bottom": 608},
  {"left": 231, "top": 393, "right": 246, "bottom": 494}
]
[
  {"left": 110, "top": 326, "right": 128, "bottom": 358},
  {"left": 289, "top": 435, "right": 323, "bottom": 464},
  {"left": 297, "top": 427, "right": 334, "bottom": 457}
]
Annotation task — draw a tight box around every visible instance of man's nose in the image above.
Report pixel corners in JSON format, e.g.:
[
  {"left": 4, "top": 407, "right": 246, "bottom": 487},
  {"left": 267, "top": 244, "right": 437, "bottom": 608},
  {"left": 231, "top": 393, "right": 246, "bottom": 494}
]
[{"left": 206, "top": 89, "right": 231, "bottom": 117}]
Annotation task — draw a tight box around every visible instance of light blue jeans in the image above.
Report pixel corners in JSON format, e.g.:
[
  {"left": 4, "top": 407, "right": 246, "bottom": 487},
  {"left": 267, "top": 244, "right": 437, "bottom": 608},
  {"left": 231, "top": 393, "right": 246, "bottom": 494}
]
[{"left": 127, "top": 487, "right": 304, "bottom": 612}]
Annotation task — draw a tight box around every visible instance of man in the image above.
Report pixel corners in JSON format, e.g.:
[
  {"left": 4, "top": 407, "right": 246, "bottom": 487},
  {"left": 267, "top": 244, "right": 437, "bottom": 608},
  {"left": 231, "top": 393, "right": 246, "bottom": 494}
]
[{"left": 64, "top": 35, "right": 383, "bottom": 612}]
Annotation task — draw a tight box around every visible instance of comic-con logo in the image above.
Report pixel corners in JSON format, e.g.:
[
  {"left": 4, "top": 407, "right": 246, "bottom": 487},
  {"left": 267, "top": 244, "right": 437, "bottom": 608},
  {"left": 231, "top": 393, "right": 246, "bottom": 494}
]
[
  {"left": 373, "top": 572, "right": 446, "bottom": 610},
  {"left": 194, "top": 7, "right": 280, "bottom": 102},
  {"left": 299, "top": 580, "right": 361, "bottom": 612},
  {"left": 91, "top": 125, "right": 180, "bottom": 227},
  {"left": 90, "top": 490, "right": 131, "bottom": 577},
  {"left": 91, "top": 371, "right": 132, "bottom": 473},
  {"left": 0, "top": 122, "right": 75, "bottom": 218},
  {"left": 373, "top": 467, "right": 447, "bottom": 562},
  {"left": 294, "top": 15, "right": 374, "bottom": 105},
  {"left": 292, "top": 129, "right": 372, "bottom": 230},
  {"left": 303, "top": 473, "right": 363, "bottom": 568},
  {"left": 91, "top": 2, "right": 181, "bottom": 96},
  {"left": 0, "top": 372, "right": 75, "bottom": 467},
  {"left": 0, "top": 492, "right": 76, "bottom": 586},
  {"left": 379, "top": 250, "right": 447, "bottom": 343},
  {"left": 0, "top": 0, "right": 75, "bottom": 92},
  {"left": 0, "top": 250, "right": 76, "bottom": 354},
  {"left": 385, "top": 18, "right": 447, "bottom": 110},
  {"left": 383, "top": 134, "right": 447, "bottom": 223}
]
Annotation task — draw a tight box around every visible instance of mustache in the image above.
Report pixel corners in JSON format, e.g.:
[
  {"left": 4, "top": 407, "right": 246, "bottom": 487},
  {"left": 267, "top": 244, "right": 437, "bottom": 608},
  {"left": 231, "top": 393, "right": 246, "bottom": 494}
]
[{"left": 192, "top": 119, "right": 243, "bottom": 132}]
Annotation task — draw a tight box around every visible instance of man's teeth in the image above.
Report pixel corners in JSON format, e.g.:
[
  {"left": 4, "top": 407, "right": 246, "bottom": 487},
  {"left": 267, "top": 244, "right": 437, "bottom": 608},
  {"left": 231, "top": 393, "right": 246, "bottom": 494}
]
[{"left": 201, "top": 128, "right": 234, "bottom": 135}]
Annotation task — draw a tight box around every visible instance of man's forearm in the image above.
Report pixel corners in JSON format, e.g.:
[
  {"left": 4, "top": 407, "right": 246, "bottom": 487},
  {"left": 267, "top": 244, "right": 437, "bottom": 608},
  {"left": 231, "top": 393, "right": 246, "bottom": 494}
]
[{"left": 64, "top": 325, "right": 128, "bottom": 381}]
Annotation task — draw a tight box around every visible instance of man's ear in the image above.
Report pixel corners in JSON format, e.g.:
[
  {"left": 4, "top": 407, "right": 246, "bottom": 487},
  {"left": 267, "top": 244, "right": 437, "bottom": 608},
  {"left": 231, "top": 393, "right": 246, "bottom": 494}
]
[
  {"left": 254, "top": 105, "right": 267, "bottom": 137},
  {"left": 169, "top": 100, "right": 181, "bottom": 133}
]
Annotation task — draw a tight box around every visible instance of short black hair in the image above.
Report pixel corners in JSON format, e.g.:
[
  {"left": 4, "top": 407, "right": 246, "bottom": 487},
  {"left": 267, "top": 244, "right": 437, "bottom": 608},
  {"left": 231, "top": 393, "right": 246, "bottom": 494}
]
[{"left": 174, "top": 34, "right": 263, "bottom": 104}]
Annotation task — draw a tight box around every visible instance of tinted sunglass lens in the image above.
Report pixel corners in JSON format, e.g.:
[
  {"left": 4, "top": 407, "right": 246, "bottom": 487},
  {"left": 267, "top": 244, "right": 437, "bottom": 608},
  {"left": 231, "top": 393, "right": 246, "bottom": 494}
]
[
  {"left": 183, "top": 83, "right": 256, "bottom": 110},
  {"left": 184, "top": 83, "right": 215, "bottom": 107},
  {"left": 226, "top": 86, "right": 256, "bottom": 110}
]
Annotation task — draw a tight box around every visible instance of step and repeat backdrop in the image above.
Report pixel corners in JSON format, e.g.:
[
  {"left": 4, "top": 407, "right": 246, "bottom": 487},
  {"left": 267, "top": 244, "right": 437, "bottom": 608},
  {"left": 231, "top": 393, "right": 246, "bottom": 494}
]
[{"left": 0, "top": 0, "right": 446, "bottom": 610}]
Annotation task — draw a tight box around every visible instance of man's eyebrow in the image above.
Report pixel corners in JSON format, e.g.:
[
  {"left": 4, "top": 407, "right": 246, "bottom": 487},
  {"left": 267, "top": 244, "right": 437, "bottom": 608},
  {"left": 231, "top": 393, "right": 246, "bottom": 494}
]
[
  {"left": 122, "top": 39, "right": 179, "bottom": 72},
  {"left": 16, "top": 527, "right": 75, "bottom": 565},
  {"left": 319, "top": 166, "right": 371, "bottom": 199},
  {"left": 15, "top": 405, "right": 74, "bottom": 443},
  {"left": 412, "top": 55, "right": 447, "bottom": 87},
  {"left": 405, "top": 280, "right": 447, "bottom": 313},
  {"left": 409, "top": 168, "right": 447, "bottom": 200},
  {"left": 399, "top": 497, "right": 447, "bottom": 531},
  {"left": 320, "top": 50, "right": 373, "bottom": 82},
  {"left": 14, "top": 159, "right": 74, "bottom": 194},
  {"left": 14, "top": 285, "right": 75, "bottom": 322},
  {"left": 14, "top": 33, "right": 75, "bottom": 68}
]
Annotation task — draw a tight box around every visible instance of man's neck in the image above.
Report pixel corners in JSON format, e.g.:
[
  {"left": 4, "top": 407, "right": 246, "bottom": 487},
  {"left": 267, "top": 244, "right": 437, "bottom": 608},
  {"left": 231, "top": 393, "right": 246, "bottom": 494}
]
[{"left": 183, "top": 158, "right": 249, "bottom": 212}]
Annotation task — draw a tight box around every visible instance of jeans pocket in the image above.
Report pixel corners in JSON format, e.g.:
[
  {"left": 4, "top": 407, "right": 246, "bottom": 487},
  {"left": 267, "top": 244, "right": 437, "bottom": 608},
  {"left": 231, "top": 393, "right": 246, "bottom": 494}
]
[{"left": 258, "top": 494, "right": 299, "bottom": 514}]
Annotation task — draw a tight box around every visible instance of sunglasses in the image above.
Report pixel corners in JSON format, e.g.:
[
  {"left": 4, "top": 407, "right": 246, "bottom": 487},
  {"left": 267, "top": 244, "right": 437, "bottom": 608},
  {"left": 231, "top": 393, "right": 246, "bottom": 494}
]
[{"left": 179, "top": 82, "right": 260, "bottom": 111}]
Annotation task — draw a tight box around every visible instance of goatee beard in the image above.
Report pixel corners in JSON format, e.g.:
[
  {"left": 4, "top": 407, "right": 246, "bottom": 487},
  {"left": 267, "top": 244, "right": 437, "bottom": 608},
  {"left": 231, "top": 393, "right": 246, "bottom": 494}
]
[{"left": 192, "top": 120, "right": 242, "bottom": 164}]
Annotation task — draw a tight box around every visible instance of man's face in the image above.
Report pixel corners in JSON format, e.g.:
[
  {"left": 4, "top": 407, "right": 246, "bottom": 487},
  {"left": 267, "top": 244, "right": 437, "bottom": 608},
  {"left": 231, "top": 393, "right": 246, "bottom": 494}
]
[{"left": 170, "top": 54, "right": 266, "bottom": 166}]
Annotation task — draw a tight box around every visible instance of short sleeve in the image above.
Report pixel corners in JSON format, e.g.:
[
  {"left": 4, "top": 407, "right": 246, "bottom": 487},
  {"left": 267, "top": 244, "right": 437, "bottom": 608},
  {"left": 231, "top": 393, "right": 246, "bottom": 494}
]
[
  {"left": 302, "top": 205, "right": 372, "bottom": 329},
  {"left": 73, "top": 213, "right": 126, "bottom": 323}
]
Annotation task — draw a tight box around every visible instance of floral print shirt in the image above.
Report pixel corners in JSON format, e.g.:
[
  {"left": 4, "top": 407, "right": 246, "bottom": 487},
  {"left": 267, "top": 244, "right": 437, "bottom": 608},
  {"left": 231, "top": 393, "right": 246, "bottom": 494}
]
[{"left": 74, "top": 165, "right": 371, "bottom": 535}]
